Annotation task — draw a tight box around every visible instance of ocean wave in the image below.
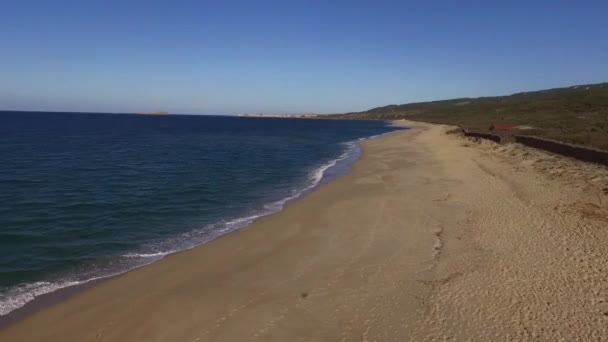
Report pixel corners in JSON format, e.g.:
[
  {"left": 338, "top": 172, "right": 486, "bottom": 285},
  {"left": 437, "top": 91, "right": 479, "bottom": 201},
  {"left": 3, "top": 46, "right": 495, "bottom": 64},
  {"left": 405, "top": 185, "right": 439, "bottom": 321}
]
[
  {"left": 0, "top": 275, "right": 113, "bottom": 316},
  {"left": 122, "top": 251, "right": 171, "bottom": 258}
]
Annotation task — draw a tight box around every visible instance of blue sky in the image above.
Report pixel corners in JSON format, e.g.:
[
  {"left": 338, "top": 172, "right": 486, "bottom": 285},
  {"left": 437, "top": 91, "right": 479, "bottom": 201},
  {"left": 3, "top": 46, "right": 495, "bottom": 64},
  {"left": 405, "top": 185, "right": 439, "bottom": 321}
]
[{"left": 1, "top": 0, "right": 607, "bottom": 114}]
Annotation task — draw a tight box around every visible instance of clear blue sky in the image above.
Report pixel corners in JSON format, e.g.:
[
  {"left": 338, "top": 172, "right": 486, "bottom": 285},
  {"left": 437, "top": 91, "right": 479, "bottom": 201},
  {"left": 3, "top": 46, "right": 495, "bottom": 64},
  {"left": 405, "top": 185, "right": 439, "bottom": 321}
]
[{"left": 1, "top": 0, "right": 607, "bottom": 114}]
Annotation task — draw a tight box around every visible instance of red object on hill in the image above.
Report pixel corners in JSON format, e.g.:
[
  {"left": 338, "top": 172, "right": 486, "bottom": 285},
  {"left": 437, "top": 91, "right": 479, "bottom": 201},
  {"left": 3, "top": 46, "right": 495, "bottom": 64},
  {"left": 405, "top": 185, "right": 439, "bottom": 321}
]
[{"left": 490, "top": 124, "right": 515, "bottom": 130}]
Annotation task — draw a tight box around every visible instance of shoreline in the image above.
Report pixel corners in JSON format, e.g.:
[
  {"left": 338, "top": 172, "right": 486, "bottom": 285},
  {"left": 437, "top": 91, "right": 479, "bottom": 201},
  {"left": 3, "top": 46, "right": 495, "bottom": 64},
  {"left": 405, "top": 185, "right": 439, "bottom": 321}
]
[
  {"left": 2, "top": 120, "right": 607, "bottom": 341},
  {"left": 0, "top": 123, "right": 406, "bottom": 329}
]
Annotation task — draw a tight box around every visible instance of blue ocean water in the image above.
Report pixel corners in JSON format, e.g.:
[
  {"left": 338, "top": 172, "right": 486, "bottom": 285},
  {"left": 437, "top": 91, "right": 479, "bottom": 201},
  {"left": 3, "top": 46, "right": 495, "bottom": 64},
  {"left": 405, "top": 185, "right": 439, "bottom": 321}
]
[{"left": 0, "top": 112, "right": 402, "bottom": 315}]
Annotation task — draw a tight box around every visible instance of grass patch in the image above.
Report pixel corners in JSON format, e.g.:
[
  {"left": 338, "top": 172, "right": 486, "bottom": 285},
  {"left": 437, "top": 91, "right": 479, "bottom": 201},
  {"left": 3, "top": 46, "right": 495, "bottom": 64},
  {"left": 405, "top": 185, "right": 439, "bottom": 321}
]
[{"left": 330, "top": 83, "right": 608, "bottom": 150}]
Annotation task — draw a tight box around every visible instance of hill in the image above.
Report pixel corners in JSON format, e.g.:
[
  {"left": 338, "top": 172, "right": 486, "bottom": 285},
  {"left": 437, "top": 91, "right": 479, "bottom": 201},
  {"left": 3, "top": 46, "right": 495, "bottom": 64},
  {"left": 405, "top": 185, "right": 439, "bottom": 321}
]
[{"left": 331, "top": 83, "right": 608, "bottom": 150}]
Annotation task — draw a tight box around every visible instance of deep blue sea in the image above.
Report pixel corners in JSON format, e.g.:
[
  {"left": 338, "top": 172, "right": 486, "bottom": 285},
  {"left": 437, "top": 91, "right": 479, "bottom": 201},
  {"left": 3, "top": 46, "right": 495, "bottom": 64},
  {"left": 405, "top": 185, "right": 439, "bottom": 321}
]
[{"left": 0, "top": 111, "right": 402, "bottom": 315}]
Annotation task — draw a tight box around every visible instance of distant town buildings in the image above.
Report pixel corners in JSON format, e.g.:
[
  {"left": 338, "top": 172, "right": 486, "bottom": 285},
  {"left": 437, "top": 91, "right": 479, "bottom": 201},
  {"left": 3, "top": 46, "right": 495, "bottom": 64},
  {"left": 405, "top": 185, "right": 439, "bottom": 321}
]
[{"left": 237, "top": 113, "right": 320, "bottom": 119}]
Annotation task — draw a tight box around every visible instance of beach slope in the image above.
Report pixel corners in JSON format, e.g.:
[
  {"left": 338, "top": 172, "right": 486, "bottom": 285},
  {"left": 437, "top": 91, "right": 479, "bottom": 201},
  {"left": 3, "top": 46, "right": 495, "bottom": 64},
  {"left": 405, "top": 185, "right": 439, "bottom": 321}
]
[{"left": 2, "top": 121, "right": 607, "bottom": 341}]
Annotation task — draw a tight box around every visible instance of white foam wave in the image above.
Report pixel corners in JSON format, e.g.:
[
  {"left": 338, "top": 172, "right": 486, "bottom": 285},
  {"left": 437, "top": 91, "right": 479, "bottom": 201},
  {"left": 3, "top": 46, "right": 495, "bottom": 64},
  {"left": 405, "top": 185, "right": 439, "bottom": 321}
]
[
  {"left": 122, "top": 251, "right": 171, "bottom": 258},
  {"left": 0, "top": 269, "right": 128, "bottom": 317},
  {"left": 0, "top": 281, "right": 76, "bottom": 316},
  {"left": 311, "top": 143, "right": 354, "bottom": 184}
]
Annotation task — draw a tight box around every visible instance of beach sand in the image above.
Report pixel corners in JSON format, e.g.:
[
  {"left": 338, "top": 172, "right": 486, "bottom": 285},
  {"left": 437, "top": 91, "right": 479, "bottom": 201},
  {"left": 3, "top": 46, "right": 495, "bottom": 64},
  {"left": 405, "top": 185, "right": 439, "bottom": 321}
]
[{"left": 2, "top": 120, "right": 608, "bottom": 341}]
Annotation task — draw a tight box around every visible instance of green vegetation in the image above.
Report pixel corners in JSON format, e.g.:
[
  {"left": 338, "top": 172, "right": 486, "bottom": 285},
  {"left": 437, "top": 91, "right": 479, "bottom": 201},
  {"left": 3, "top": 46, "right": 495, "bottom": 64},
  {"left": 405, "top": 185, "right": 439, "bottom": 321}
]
[{"left": 331, "top": 83, "right": 608, "bottom": 150}]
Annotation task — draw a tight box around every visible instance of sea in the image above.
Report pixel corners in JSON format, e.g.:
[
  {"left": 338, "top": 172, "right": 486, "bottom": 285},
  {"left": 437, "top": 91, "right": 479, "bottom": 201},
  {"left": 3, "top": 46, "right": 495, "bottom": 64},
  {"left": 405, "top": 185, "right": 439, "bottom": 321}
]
[{"left": 0, "top": 111, "right": 403, "bottom": 316}]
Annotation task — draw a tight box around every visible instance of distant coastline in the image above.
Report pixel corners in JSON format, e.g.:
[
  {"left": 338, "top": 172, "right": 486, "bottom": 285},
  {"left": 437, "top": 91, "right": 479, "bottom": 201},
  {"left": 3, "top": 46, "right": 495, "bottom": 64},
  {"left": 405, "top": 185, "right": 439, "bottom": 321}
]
[
  {"left": 238, "top": 113, "right": 320, "bottom": 119},
  {"left": 138, "top": 111, "right": 169, "bottom": 115}
]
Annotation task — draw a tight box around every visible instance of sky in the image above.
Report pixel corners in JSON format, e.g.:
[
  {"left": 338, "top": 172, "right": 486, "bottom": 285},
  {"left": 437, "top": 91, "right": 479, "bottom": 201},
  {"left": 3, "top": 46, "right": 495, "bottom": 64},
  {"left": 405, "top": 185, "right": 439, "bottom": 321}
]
[{"left": 1, "top": 0, "right": 607, "bottom": 115}]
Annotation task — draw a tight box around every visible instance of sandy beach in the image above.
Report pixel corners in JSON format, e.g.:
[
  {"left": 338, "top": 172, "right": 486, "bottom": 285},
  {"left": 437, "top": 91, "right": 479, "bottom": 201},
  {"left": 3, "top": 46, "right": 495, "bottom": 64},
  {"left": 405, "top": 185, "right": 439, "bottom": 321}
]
[{"left": 2, "top": 120, "right": 608, "bottom": 341}]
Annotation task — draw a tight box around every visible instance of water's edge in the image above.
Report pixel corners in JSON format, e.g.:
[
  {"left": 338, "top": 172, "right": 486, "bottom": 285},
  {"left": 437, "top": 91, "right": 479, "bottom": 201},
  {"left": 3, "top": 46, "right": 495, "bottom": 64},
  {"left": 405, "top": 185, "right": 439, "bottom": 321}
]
[{"left": 0, "top": 125, "right": 408, "bottom": 329}]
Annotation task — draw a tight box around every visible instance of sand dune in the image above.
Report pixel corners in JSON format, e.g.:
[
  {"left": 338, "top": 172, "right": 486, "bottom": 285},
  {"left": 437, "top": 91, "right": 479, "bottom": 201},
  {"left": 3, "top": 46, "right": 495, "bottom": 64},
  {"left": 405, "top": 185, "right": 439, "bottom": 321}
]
[{"left": 1, "top": 120, "right": 607, "bottom": 341}]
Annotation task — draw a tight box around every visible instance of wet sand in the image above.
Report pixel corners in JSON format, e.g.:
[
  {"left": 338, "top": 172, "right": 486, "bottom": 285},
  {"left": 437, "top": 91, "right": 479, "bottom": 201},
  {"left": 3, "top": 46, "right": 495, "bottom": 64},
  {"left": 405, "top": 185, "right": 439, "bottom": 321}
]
[{"left": 1, "top": 120, "right": 607, "bottom": 341}]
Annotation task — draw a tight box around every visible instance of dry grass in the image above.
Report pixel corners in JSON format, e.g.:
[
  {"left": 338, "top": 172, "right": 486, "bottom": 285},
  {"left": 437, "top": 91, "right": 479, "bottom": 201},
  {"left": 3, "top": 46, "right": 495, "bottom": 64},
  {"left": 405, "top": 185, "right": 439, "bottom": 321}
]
[{"left": 332, "top": 82, "right": 608, "bottom": 150}]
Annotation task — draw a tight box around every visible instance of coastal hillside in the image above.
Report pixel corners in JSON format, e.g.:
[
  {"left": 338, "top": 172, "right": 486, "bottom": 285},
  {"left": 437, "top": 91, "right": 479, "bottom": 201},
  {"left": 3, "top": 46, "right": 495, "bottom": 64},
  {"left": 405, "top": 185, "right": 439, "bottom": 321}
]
[{"left": 332, "top": 82, "right": 608, "bottom": 150}]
